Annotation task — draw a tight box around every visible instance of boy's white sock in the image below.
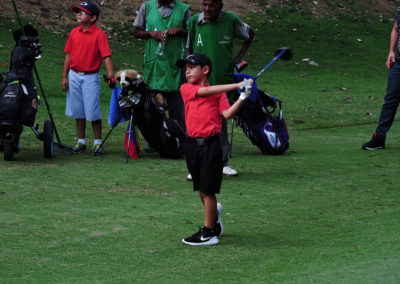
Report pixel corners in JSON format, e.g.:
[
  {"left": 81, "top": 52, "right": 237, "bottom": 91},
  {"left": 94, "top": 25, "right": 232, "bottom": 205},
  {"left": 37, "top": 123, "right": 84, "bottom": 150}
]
[
  {"left": 78, "top": 139, "right": 86, "bottom": 145},
  {"left": 94, "top": 139, "right": 102, "bottom": 145}
]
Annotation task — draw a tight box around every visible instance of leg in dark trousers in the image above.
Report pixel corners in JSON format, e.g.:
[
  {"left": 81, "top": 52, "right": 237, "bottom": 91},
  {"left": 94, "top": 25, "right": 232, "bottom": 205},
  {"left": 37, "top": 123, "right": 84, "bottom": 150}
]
[{"left": 375, "top": 62, "right": 400, "bottom": 138}]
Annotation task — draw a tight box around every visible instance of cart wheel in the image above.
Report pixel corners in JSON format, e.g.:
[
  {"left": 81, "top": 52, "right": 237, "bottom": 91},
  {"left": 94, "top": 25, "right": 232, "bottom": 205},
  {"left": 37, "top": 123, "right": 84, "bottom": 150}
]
[
  {"left": 4, "top": 142, "right": 15, "bottom": 161},
  {"left": 43, "top": 120, "right": 54, "bottom": 158}
]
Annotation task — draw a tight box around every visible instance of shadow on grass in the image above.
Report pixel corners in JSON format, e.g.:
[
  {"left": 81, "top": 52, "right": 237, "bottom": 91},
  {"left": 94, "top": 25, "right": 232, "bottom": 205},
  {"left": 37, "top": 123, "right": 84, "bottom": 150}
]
[{"left": 219, "top": 232, "right": 314, "bottom": 249}]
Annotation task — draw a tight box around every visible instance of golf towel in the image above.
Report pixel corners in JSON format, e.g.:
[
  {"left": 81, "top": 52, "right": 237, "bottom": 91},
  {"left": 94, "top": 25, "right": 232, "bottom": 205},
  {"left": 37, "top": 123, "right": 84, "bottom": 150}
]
[
  {"left": 108, "top": 87, "right": 127, "bottom": 127},
  {"left": 108, "top": 87, "right": 141, "bottom": 159}
]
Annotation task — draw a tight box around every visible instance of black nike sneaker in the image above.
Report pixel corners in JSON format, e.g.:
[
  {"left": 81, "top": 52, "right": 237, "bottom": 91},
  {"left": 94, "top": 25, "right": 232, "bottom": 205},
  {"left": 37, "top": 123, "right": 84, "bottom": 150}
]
[{"left": 182, "top": 227, "right": 219, "bottom": 246}]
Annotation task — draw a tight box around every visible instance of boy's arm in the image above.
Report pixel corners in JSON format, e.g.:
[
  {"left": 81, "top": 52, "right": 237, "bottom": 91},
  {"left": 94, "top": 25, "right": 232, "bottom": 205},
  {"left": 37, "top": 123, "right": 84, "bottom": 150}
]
[
  {"left": 222, "top": 82, "right": 253, "bottom": 119},
  {"left": 104, "top": 56, "right": 114, "bottom": 78},
  {"left": 222, "top": 98, "right": 244, "bottom": 120},
  {"left": 103, "top": 56, "right": 116, "bottom": 88},
  {"left": 197, "top": 81, "right": 247, "bottom": 97},
  {"left": 62, "top": 54, "right": 71, "bottom": 92}
]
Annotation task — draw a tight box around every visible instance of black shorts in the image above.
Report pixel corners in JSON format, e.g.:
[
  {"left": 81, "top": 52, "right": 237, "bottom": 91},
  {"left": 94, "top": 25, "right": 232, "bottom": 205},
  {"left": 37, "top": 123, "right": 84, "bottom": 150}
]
[{"left": 184, "top": 134, "right": 223, "bottom": 195}]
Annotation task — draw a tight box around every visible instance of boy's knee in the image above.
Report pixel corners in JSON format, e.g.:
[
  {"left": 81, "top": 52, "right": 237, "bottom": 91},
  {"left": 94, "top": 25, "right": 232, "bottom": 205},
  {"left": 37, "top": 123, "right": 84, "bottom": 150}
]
[{"left": 201, "top": 192, "right": 216, "bottom": 199}]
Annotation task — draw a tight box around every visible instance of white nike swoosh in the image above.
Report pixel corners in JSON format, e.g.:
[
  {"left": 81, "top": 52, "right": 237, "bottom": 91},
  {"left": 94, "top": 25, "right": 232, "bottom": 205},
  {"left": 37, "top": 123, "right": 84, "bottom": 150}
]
[{"left": 200, "top": 236, "right": 212, "bottom": 241}]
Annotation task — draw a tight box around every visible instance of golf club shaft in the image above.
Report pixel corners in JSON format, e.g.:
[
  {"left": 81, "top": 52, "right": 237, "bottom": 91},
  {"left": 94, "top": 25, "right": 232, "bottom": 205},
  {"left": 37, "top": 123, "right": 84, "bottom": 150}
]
[
  {"left": 126, "top": 111, "right": 134, "bottom": 163},
  {"left": 254, "top": 49, "right": 287, "bottom": 80},
  {"left": 95, "top": 127, "right": 114, "bottom": 155},
  {"left": 11, "top": 0, "right": 23, "bottom": 28}
]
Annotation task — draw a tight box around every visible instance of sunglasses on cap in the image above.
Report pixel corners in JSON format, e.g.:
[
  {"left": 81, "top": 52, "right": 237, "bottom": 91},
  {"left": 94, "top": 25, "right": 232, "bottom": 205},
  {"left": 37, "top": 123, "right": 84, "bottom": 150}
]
[{"left": 77, "top": 10, "right": 90, "bottom": 15}]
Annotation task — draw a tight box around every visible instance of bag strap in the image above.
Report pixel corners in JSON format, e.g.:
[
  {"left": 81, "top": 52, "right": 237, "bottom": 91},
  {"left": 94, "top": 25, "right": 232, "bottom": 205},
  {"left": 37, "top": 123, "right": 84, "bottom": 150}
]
[{"left": 264, "top": 95, "right": 283, "bottom": 120}]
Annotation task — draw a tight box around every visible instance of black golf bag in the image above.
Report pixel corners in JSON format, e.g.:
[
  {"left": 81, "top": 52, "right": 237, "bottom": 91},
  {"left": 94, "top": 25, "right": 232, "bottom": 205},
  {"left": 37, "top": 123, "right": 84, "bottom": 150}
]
[
  {"left": 234, "top": 73, "right": 289, "bottom": 155},
  {"left": 0, "top": 24, "right": 41, "bottom": 143},
  {"left": 118, "top": 80, "right": 186, "bottom": 159}
]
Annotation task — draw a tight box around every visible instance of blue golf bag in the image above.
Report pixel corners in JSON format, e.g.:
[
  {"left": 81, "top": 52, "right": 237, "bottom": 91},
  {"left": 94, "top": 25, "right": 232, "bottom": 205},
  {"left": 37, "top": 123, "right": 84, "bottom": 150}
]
[{"left": 234, "top": 73, "right": 289, "bottom": 155}]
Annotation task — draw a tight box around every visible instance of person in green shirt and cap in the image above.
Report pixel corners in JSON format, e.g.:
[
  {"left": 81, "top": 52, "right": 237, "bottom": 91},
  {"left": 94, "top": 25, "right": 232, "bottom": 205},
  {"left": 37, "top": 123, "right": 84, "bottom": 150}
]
[
  {"left": 133, "top": 0, "right": 191, "bottom": 140},
  {"left": 186, "top": 0, "right": 255, "bottom": 178}
]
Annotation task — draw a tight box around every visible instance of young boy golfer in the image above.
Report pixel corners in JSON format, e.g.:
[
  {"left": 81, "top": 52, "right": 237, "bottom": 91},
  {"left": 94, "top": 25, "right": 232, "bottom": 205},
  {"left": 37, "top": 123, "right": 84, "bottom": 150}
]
[
  {"left": 177, "top": 53, "right": 252, "bottom": 246},
  {"left": 62, "top": 1, "right": 115, "bottom": 155}
]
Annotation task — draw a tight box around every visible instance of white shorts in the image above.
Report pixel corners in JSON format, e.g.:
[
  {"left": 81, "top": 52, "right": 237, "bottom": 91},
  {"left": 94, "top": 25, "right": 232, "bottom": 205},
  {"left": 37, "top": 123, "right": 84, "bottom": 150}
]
[{"left": 65, "top": 69, "right": 101, "bottom": 121}]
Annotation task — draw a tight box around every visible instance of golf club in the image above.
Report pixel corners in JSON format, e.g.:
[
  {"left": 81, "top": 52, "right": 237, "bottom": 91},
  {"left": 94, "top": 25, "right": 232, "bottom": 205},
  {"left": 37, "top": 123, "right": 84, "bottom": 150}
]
[
  {"left": 94, "top": 126, "right": 114, "bottom": 156},
  {"left": 254, "top": 47, "right": 292, "bottom": 80}
]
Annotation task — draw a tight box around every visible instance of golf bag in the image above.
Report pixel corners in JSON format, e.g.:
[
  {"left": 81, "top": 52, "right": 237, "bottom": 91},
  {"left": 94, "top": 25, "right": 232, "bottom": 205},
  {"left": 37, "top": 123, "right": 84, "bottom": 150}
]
[
  {"left": 234, "top": 73, "right": 289, "bottom": 155},
  {"left": 0, "top": 24, "right": 41, "bottom": 141},
  {"left": 118, "top": 81, "right": 186, "bottom": 159}
]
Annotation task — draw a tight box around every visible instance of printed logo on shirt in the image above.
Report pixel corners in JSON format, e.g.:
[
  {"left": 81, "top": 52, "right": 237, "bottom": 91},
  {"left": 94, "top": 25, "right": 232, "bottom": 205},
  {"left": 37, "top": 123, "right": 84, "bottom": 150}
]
[{"left": 218, "top": 34, "right": 231, "bottom": 45}]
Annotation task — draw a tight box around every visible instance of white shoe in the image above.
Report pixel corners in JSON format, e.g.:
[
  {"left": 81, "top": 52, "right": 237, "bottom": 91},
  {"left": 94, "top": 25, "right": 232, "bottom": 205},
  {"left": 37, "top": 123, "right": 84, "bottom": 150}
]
[
  {"left": 186, "top": 173, "right": 192, "bottom": 181},
  {"left": 223, "top": 166, "right": 238, "bottom": 176},
  {"left": 215, "top": 202, "right": 223, "bottom": 236}
]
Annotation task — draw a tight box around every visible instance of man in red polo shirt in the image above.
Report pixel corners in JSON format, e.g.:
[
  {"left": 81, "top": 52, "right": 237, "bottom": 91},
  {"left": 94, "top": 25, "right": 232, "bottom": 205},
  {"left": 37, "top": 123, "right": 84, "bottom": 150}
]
[{"left": 62, "top": 1, "right": 115, "bottom": 155}]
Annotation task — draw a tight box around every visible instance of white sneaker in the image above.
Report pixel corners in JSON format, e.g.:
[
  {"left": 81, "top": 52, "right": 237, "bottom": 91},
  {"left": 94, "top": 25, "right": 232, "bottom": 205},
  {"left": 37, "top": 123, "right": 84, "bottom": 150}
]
[
  {"left": 223, "top": 166, "right": 238, "bottom": 176},
  {"left": 214, "top": 202, "right": 223, "bottom": 236},
  {"left": 186, "top": 173, "right": 192, "bottom": 181}
]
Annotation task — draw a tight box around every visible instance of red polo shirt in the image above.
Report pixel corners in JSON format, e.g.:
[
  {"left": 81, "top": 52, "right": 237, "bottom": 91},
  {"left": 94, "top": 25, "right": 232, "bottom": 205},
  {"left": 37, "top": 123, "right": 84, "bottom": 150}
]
[
  {"left": 180, "top": 83, "right": 230, "bottom": 138},
  {"left": 64, "top": 24, "right": 111, "bottom": 72}
]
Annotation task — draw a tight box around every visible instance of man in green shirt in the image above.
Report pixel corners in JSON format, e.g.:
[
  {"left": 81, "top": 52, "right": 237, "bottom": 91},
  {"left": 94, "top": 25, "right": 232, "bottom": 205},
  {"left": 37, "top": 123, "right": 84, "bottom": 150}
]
[
  {"left": 133, "top": 0, "right": 190, "bottom": 132},
  {"left": 186, "top": 0, "right": 255, "bottom": 177}
]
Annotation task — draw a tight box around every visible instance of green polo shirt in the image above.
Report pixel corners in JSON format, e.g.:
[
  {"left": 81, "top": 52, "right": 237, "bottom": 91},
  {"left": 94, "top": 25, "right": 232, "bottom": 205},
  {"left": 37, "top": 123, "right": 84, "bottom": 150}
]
[{"left": 187, "top": 12, "right": 242, "bottom": 86}]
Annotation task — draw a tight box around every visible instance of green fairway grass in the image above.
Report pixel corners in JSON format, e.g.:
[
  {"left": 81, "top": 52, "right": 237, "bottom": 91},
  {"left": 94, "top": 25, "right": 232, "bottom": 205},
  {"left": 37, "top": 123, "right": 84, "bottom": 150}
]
[{"left": 1, "top": 10, "right": 399, "bottom": 283}]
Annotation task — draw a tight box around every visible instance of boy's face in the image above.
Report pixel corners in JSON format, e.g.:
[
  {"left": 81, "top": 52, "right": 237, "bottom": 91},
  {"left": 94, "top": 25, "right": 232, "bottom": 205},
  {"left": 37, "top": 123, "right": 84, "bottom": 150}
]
[
  {"left": 185, "top": 64, "right": 209, "bottom": 84},
  {"left": 76, "top": 11, "right": 96, "bottom": 25}
]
